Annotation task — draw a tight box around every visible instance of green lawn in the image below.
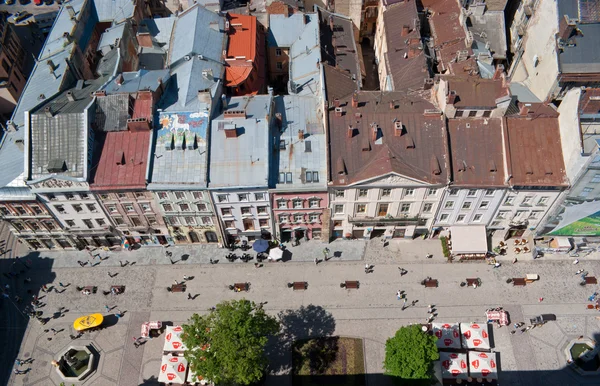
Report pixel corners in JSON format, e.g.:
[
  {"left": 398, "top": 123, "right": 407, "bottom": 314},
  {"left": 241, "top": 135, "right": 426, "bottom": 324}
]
[{"left": 292, "top": 337, "right": 366, "bottom": 386}]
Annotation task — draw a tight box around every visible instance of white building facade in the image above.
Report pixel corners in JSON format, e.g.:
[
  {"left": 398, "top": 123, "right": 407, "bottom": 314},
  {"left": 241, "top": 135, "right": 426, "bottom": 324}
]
[
  {"left": 211, "top": 189, "right": 272, "bottom": 243},
  {"left": 434, "top": 188, "right": 506, "bottom": 227}
]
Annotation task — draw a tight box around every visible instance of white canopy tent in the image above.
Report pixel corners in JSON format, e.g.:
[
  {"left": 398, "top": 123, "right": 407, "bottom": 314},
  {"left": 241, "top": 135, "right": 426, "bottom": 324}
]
[
  {"left": 439, "top": 352, "right": 469, "bottom": 380},
  {"left": 460, "top": 322, "right": 491, "bottom": 350},
  {"left": 163, "top": 325, "right": 187, "bottom": 352},
  {"left": 468, "top": 351, "right": 498, "bottom": 381},
  {"left": 432, "top": 322, "right": 461, "bottom": 349},
  {"left": 451, "top": 226, "right": 488, "bottom": 254},
  {"left": 158, "top": 355, "right": 188, "bottom": 383}
]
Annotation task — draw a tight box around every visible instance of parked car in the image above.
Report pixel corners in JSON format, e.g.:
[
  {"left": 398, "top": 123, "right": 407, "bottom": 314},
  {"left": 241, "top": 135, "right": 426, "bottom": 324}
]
[{"left": 530, "top": 314, "right": 556, "bottom": 326}]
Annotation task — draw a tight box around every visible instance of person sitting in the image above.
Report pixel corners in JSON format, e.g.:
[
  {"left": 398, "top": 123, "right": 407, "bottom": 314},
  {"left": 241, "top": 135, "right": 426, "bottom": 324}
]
[{"left": 82, "top": 289, "right": 91, "bottom": 295}]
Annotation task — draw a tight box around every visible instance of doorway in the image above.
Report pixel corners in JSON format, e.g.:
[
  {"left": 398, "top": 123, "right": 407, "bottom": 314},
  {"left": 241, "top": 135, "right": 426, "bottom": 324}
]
[
  {"left": 205, "top": 231, "right": 218, "bottom": 243},
  {"left": 189, "top": 231, "right": 200, "bottom": 243},
  {"left": 370, "top": 229, "right": 385, "bottom": 239}
]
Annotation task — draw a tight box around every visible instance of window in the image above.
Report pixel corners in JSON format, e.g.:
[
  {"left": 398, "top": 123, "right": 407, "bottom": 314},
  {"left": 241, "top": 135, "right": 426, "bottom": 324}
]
[
  {"left": 381, "top": 189, "right": 391, "bottom": 197},
  {"left": 312, "top": 172, "right": 319, "bottom": 182},
  {"left": 86, "top": 204, "right": 97, "bottom": 212},
  {"left": 439, "top": 213, "right": 449, "bottom": 222},
  {"left": 66, "top": 194, "right": 75, "bottom": 200},
  {"left": 193, "top": 192, "right": 204, "bottom": 200},
  {"left": 259, "top": 219, "right": 269, "bottom": 227},
  {"left": 378, "top": 203, "right": 389, "bottom": 216},
  {"left": 358, "top": 189, "right": 368, "bottom": 198},
  {"left": 241, "top": 207, "right": 252, "bottom": 215},
  {"left": 83, "top": 219, "right": 94, "bottom": 229},
  {"left": 46, "top": 194, "right": 56, "bottom": 201},
  {"left": 423, "top": 203, "right": 433, "bottom": 213},
  {"left": 279, "top": 214, "right": 289, "bottom": 223},
  {"left": 306, "top": 171, "right": 312, "bottom": 182},
  {"left": 221, "top": 208, "right": 232, "bottom": 216},
  {"left": 467, "top": 189, "right": 477, "bottom": 197},
  {"left": 462, "top": 202, "right": 472, "bottom": 210},
  {"left": 43, "top": 220, "right": 56, "bottom": 230},
  {"left": 201, "top": 217, "right": 212, "bottom": 225},
  {"left": 276, "top": 61, "right": 283, "bottom": 70},
  {"left": 485, "top": 189, "right": 494, "bottom": 196},
  {"left": 335, "top": 190, "right": 344, "bottom": 198},
  {"left": 185, "top": 216, "right": 196, "bottom": 225},
  {"left": 293, "top": 200, "right": 303, "bottom": 209},
  {"left": 96, "top": 218, "right": 106, "bottom": 227},
  {"left": 400, "top": 203, "right": 411, "bottom": 213},
  {"left": 65, "top": 220, "right": 76, "bottom": 227},
  {"left": 123, "top": 204, "right": 135, "bottom": 212},
  {"left": 72, "top": 204, "right": 83, "bottom": 213},
  {"left": 140, "top": 203, "right": 151, "bottom": 212},
  {"left": 275, "top": 48, "right": 282, "bottom": 56},
  {"left": 175, "top": 192, "right": 186, "bottom": 200},
  {"left": 238, "top": 194, "right": 249, "bottom": 202},
  {"left": 15, "top": 206, "right": 26, "bottom": 215},
  {"left": 479, "top": 201, "right": 489, "bottom": 209},
  {"left": 217, "top": 194, "right": 228, "bottom": 203},
  {"left": 117, "top": 193, "right": 127, "bottom": 199},
  {"left": 482, "top": 110, "right": 492, "bottom": 118},
  {"left": 146, "top": 216, "right": 158, "bottom": 225},
  {"left": 286, "top": 173, "right": 292, "bottom": 184},
  {"left": 427, "top": 188, "right": 438, "bottom": 196},
  {"left": 356, "top": 204, "right": 367, "bottom": 214},
  {"left": 100, "top": 194, "right": 110, "bottom": 200},
  {"left": 162, "top": 204, "right": 173, "bottom": 212},
  {"left": 278, "top": 173, "right": 286, "bottom": 184},
  {"left": 528, "top": 211, "right": 541, "bottom": 219},
  {"left": 404, "top": 188, "right": 414, "bottom": 196},
  {"left": 278, "top": 200, "right": 288, "bottom": 209},
  {"left": 0, "top": 206, "right": 10, "bottom": 215},
  {"left": 444, "top": 201, "right": 454, "bottom": 209},
  {"left": 496, "top": 211, "right": 508, "bottom": 219},
  {"left": 457, "top": 214, "right": 466, "bottom": 222},
  {"left": 279, "top": 140, "right": 286, "bottom": 150},
  {"left": 130, "top": 217, "right": 142, "bottom": 226},
  {"left": 158, "top": 192, "right": 168, "bottom": 200},
  {"left": 455, "top": 110, "right": 464, "bottom": 118},
  {"left": 514, "top": 210, "right": 527, "bottom": 219},
  {"left": 333, "top": 220, "right": 342, "bottom": 227},
  {"left": 468, "top": 110, "right": 477, "bottom": 117},
  {"left": 257, "top": 206, "right": 268, "bottom": 214},
  {"left": 225, "top": 220, "right": 235, "bottom": 228},
  {"left": 449, "top": 189, "right": 459, "bottom": 196},
  {"left": 504, "top": 196, "right": 514, "bottom": 205},
  {"left": 334, "top": 204, "right": 344, "bottom": 214},
  {"left": 305, "top": 141, "right": 312, "bottom": 153},
  {"left": 80, "top": 194, "right": 89, "bottom": 199},
  {"left": 294, "top": 214, "right": 304, "bottom": 223},
  {"left": 471, "top": 213, "right": 482, "bottom": 222},
  {"left": 180, "top": 204, "right": 191, "bottom": 211},
  {"left": 592, "top": 174, "right": 600, "bottom": 183},
  {"left": 169, "top": 216, "right": 180, "bottom": 225},
  {"left": 197, "top": 203, "right": 207, "bottom": 211},
  {"left": 309, "top": 199, "right": 319, "bottom": 208},
  {"left": 55, "top": 205, "right": 65, "bottom": 213},
  {"left": 309, "top": 214, "right": 320, "bottom": 223},
  {"left": 255, "top": 193, "right": 265, "bottom": 201},
  {"left": 580, "top": 187, "right": 593, "bottom": 197},
  {"left": 537, "top": 196, "right": 549, "bottom": 206},
  {"left": 521, "top": 196, "right": 533, "bottom": 206},
  {"left": 135, "top": 192, "right": 146, "bottom": 199},
  {"left": 107, "top": 205, "right": 117, "bottom": 213}
]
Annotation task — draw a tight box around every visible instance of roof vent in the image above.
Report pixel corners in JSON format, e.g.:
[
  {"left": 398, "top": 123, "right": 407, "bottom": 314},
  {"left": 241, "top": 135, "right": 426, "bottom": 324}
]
[
  {"left": 184, "top": 55, "right": 191, "bottom": 61},
  {"left": 116, "top": 151, "right": 126, "bottom": 165},
  {"left": 224, "top": 110, "right": 246, "bottom": 119},
  {"left": 44, "top": 106, "right": 53, "bottom": 118},
  {"left": 115, "top": 74, "right": 124, "bottom": 85},
  {"left": 66, "top": 91, "right": 75, "bottom": 102},
  {"left": 335, "top": 107, "right": 343, "bottom": 117},
  {"left": 198, "top": 54, "right": 205, "bottom": 60},
  {"left": 362, "top": 138, "right": 371, "bottom": 152},
  {"left": 47, "top": 159, "right": 66, "bottom": 173},
  {"left": 458, "top": 160, "right": 467, "bottom": 172},
  {"left": 336, "top": 157, "right": 346, "bottom": 175},
  {"left": 38, "top": 94, "right": 46, "bottom": 101},
  {"left": 488, "top": 159, "right": 497, "bottom": 172},
  {"left": 394, "top": 121, "right": 404, "bottom": 136},
  {"left": 405, "top": 135, "right": 415, "bottom": 149}
]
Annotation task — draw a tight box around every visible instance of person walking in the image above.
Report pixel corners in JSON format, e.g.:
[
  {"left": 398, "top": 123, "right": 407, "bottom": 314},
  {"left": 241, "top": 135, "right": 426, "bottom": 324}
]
[
  {"left": 396, "top": 290, "right": 402, "bottom": 300},
  {"left": 428, "top": 305, "right": 433, "bottom": 313},
  {"left": 15, "top": 359, "right": 21, "bottom": 367},
  {"left": 105, "top": 305, "right": 110, "bottom": 312},
  {"left": 314, "top": 257, "right": 318, "bottom": 265},
  {"left": 323, "top": 248, "right": 330, "bottom": 261},
  {"left": 365, "top": 264, "right": 370, "bottom": 274},
  {"left": 402, "top": 298, "right": 407, "bottom": 309},
  {"left": 187, "top": 293, "right": 192, "bottom": 300}
]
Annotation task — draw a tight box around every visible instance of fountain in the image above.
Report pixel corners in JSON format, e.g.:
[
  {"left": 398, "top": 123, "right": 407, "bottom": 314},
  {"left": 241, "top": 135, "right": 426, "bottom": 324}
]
[
  {"left": 564, "top": 338, "right": 600, "bottom": 376},
  {"left": 56, "top": 345, "right": 97, "bottom": 381}
]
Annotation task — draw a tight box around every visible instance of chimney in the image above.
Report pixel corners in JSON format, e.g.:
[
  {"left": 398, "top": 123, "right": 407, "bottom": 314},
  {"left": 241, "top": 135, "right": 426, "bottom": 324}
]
[
  {"left": 389, "top": 100, "right": 395, "bottom": 110},
  {"left": 371, "top": 123, "right": 378, "bottom": 141},
  {"left": 115, "top": 74, "right": 124, "bottom": 85},
  {"left": 303, "top": 14, "right": 308, "bottom": 24},
  {"left": 333, "top": 99, "right": 340, "bottom": 108},
  {"left": 446, "top": 90, "right": 457, "bottom": 105},
  {"left": 559, "top": 14, "right": 577, "bottom": 41},
  {"left": 47, "top": 59, "right": 56, "bottom": 72},
  {"left": 275, "top": 112, "right": 282, "bottom": 128},
  {"left": 519, "top": 103, "right": 530, "bottom": 116},
  {"left": 62, "top": 32, "right": 72, "bottom": 43},
  {"left": 224, "top": 123, "right": 238, "bottom": 138},
  {"left": 336, "top": 156, "right": 346, "bottom": 175},
  {"left": 66, "top": 5, "right": 76, "bottom": 19},
  {"left": 335, "top": 107, "right": 343, "bottom": 117},
  {"left": 197, "top": 90, "right": 211, "bottom": 104},
  {"left": 44, "top": 106, "right": 53, "bottom": 118},
  {"left": 394, "top": 121, "right": 403, "bottom": 136},
  {"left": 94, "top": 90, "right": 107, "bottom": 97},
  {"left": 66, "top": 91, "right": 75, "bottom": 102},
  {"left": 492, "top": 64, "right": 505, "bottom": 80},
  {"left": 127, "top": 118, "right": 151, "bottom": 132},
  {"left": 136, "top": 32, "right": 153, "bottom": 48},
  {"left": 347, "top": 125, "right": 353, "bottom": 138},
  {"left": 221, "top": 94, "right": 228, "bottom": 110},
  {"left": 401, "top": 25, "right": 410, "bottom": 36},
  {"left": 351, "top": 93, "right": 358, "bottom": 108},
  {"left": 6, "top": 120, "right": 17, "bottom": 132},
  {"left": 224, "top": 110, "right": 246, "bottom": 119}
]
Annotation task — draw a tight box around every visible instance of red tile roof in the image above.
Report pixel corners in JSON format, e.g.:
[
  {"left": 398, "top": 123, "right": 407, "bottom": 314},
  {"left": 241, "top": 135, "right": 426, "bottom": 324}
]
[
  {"left": 444, "top": 76, "right": 509, "bottom": 108},
  {"left": 132, "top": 91, "right": 153, "bottom": 122},
  {"left": 90, "top": 130, "right": 151, "bottom": 190},
  {"left": 579, "top": 87, "right": 600, "bottom": 115},
  {"left": 225, "top": 14, "right": 263, "bottom": 93}
]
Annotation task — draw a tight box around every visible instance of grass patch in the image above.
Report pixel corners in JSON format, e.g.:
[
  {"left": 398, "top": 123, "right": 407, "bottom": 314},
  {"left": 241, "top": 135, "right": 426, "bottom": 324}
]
[
  {"left": 292, "top": 337, "right": 366, "bottom": 386},
  {"left": 440, "top": 236, "right": 450, "bottom": 258}
]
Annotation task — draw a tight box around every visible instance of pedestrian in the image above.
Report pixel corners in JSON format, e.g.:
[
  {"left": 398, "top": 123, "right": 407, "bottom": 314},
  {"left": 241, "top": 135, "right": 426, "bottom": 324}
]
[
  {"left": 24, "top": 277, "right": 31, "bottom": 283},
  {"left": 59, "top": 282, "right": 65, "bottom": 287},
  {"left": 187, "top": 293, "right": 192, "bottom": 300},
  {"left": 50, "top": 328, "right": 57, "bottom": 335},
  {"left": 14, "top": 369, "right": 25, "bottom": 375},
  {"left": 323, "top": 248, "right": 330, "bottom": 261},
  {"left": 105, "top": 305, "right": 110, "bottom": 312},
  {"left": 573, "top": 259, "right": 579, "bottom": 265},
  {"left": 107, "top": 272, "right": 112, "bottom": 278},
  {"left": 15, "top": 359, "right": 21, "bottom": 367},
  {"left": 132, "top": 336, "right": 138, "bottom": 342},
  {"left": 14, "top": 295, "right": 21, "bottom": 303},
  {"left": 493, "top": 262, "right": 501, "bottom": 268},
  {"left": 538, "top": 297, "right": 544, "bottom": 302},
  {"left": 4, "top": 284, "right": 9, "bottom": 290},
  {"left": 427, "top": 305, "right": 433, "bottom": 313},
  {"left": 54, "top": 287, "right": 60, "bottom": 293},
  {"left": 314, "top": 257, "right": 318, "bottom": 265},
  {"left": 513, "top": 257, "right": 518, "bottom": 264},
  {"left": 365, "top": 264, "right": 370, "bottom": 273},
  {"left": 183, "top": 275, "right": 190, "bottom": 280},
  {"left": 403, "top": 298, "right": 407, "bottom": 308},
  {"left": 174, "top": 280, "right": 178, "bottom": 285},
  {"left": 397, "top": 290, "right": 402, "bottom": 300}
]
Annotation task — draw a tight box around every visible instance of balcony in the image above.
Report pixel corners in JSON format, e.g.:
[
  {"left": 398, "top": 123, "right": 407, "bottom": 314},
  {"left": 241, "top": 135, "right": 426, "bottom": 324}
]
[{"left": 348, "top": 214, "right": 426, "bottom": 226}]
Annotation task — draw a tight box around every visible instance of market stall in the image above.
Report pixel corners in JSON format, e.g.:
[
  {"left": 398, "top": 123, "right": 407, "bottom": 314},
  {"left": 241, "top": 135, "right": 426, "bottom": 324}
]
[
  {"left": 141, "top": 321, "right": 162, "bottom": 339},
  {"left": 158, "top": 355, "right": 188, "bottom": 383},
  {"left": 485, "top": 308, "right": 509, "bottom": 327},
  {"left": 163, "top": 325, "right": 187, "bottom": 352},
  {"left": 432, "top": 322, "right": 461, "bottom": 349},
  {"left": 460, "top": 322, "right": 491, "bottom": 350},
  {"left": 450, "top": 226, "right": 488, "bottom": 258},
  {"left": 439, "top": 352, "right": 468, "bottom": 382},
  {"left": 468, "top": 351, "right": 498, "bottom": 382}
]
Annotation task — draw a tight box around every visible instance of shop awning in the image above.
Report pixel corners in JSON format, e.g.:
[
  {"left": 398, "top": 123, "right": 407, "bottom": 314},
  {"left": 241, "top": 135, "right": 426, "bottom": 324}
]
[{"left": 451, "top": 226, "right": 488, "bottom": 254}]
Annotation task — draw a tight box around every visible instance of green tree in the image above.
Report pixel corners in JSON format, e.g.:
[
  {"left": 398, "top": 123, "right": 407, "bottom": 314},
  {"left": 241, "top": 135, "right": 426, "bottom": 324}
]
[
  {"left": 383, "top": 325, "right": 439, "bottom": 385},
  {"left": 181, "top": 299, "right": 280, "bottom": 385}
]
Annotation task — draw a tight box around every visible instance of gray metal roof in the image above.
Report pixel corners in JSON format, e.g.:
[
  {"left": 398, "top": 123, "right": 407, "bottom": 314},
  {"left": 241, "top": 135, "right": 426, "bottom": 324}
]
[
  {"left": 466, "top": 11, "right": 507, "bottom": 59},
  {"left": 98, "top": 23, "right": 126, "bottom": 52},
  {"left": 288, "top": 13, "right": 321, "bottom": 97},
  {"left": 95, "top": 0, "right": 135, "bottom": 23},
  {"left": 0, "top": 131, "right": 26, "bottom": 188},
  {"left": 272, "top": 95, "right": 326, "bottom": 191},
  {"left": 148, "top": 110, "right": 210, "bottom": 188},
  {"left": 95, "top": 94, "right": 130, "bottom": 131},
  {"left": 39, "top": 0, "right": 85, "bottom": 59},
  {"left": 102, "top": 69, "right": 171, "bottom": 94},
  {"left": 267, "top": 14, "right": 307, "bottom": 47},
  {"left": 168, "top": 4, "right": 226, "bottom": 66},
  {"left": 138, "top": 16, "right": 176, "bottom": 69},
  {"left": 209, "top": 95, "right": 273, "bottom": 188},
  {"left": 557, "top": 0, "right": 600, "bottom": 74},
  {"left": 510, "top": 82, "right": 541, "bottom": 103}
]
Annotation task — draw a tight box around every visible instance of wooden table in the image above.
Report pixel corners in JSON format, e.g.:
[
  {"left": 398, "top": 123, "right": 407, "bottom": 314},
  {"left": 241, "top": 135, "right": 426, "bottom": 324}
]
[
  {"left": 345, "top": 281, "right": 360, "bottom": 289},
  {"left": 424, "top": 279, "right": 438, "bottom": 288},
  {"left": 466, "top": 278, "right": 480, "bottom": 286},
  {"left": 110, "top": 285, "right": 125, "bottom": 294},
  {"left": 81, "top": 286, "right": 97, "bottom": 294},
  {"left": 233, "top": 283, "right": 249, "bottom": 292},
  {"left": 512, "top": 278, "right": 526, "bottom": 286},
  {"left": 585, "top": 276, "right": 598, "bottom": 285},
  {"left": 171, "top": 284, "right": 186, "bottom": 292},
  {"left": 292, "top": 282, "right": 308, "bottom": 291}
]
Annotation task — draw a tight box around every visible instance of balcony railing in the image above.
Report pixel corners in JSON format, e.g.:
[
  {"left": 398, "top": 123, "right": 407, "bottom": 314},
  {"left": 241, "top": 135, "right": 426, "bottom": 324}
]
[{"left": 348, "top": 214, "right": 426, "bottom": 226}]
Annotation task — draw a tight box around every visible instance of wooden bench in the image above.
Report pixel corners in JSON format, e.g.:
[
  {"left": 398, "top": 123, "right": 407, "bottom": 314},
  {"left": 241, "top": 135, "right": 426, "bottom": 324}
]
[
  {"left": 110, "top": 285, "right": 125, "bottom": 294},
  {"left": 585, "top": 276, "right": 598, "bottom": 285},
  {"left": 512, "top": 278, "right": 526, "bottom": 286},
  {"left": 424, "top": 279, "right": 438, "bottom": 288},
  {"left": 170, "top": 284, "right": 186, "bottom": 293},
  {"left": 233, "top": 282, "right": 249, "bottom": 292},
  {"left": 345, "top": 280, "right": 359, "bottom": 289},
  {"left": 292, "top": 281, "right": 307, "bottom": 291},
  {"left": 81, "top": 286, "right": 97, "bottom": 294},
  {"left": 466, "top": 278, "right": 480, "bottom": 287}
]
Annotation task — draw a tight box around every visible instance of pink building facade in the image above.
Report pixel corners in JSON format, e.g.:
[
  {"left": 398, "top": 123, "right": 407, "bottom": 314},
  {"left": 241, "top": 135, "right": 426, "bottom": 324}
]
[{"left": 271, "top": 191, "right": 329, "bottom": 242}]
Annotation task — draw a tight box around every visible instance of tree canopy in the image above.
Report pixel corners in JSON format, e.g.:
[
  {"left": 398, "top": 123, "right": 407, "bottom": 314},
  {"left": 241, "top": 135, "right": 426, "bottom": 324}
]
[
  {"left": 383, "top": 325, "right": 439, "bottom": 385},
  {"left": 181, "top": 299, "right": 280, "bottom": 385}
]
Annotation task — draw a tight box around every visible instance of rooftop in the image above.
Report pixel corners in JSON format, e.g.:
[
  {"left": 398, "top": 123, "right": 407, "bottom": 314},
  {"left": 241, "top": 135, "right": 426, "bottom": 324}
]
[
  {"left": 328, "top": 91, "right": 449, "bottom": 186},
  {"left": 224, "top": 14, "right": 258, "bottom": 89},
  {"left": 102, "top": 69, "right": 170, "bottom": 94},
  {"left": 272, "top": 95, "right": 326, "bottom": 191},
  {"left": 505, "top": 116, "right": 568, "bottom": 187},
  {"left": 465, "top": 4, "right": 507, "bottom": 59},
  {"left": 443, "top": 76, "right": 509, "bottom": 108},
  {"left": 448, "top": 118, "right": 506, "bottom": 187},
  {"left": 209, "top": 94, "right": 273, "bottom": 188},
  {"left": 267, "top": 13, "right": 307, "bottom": 47},
  {"left": 382, "top": 0, "right": 431, "bottom": 91},
  {"left": 323, "top": 64, "right": 357, "bottom": 102},
  {"left": 318, "top": 8, "right": 361, "bottom": 89},
  {"left": 557, "top": 0, "right": 600, "bottom": 74},
  {"left": 95, "top": 94, "right": 130, "bottom": 132},
  {"left": 90, "top": 129, "right": 151, "bottom": 190},
  {"left": 578, "top": 87, "right": 600, "bottom": 154},
  {"left": 95, "top": 0, "right": 136, "bottom": 23},
  {"left": 288, "top": 13, "right": 321, "bottom": 96}
]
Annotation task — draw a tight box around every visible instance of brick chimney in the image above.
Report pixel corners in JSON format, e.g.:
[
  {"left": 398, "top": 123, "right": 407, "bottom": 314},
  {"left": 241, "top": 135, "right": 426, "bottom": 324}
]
[
  {"left": 401, "top": 25, "right": 410, "bottom": 36},
  {"left": 115, "top": 74, "right": 124, "bottom": 86},
  {"left": 347, "top": 125, "right": 353, "bottom": 138},
  {"left": 394, "top": 121, "right": 403, "bottom": 136},
  {"left": 492, "top": 64, "right": 505, "bottom": 80},
  {"left": 389, "top": 100, "right": 395, "bottom": 110},
  {"left": 446, "top": 91, "right": 457, "bottom": 105},
  {"left": 333, "top": 98, "right": 340, "bottom": 108},
  {"left": 127, "top": 118, "right": 151, "bottom": 132},
  {"left": 137, "top": 32, "right": 153, "bottom": 48},
  {"left": 371, "top": 124, "right": 378, "bottom": 141},
  {"left": 559, "top": 14, "right": 577, "bottom": 41},
  {"left": 335, "top": 107, "right": 343, "bottom": 117},
  {"left": 224, "top": 110, "right": 246, "bottom": 119},
  {"left": 519, "top": 103, "right": 530, "bottom": 116},
  {"left": 351, "top": 93, "right": 358, "bottom": 108}
]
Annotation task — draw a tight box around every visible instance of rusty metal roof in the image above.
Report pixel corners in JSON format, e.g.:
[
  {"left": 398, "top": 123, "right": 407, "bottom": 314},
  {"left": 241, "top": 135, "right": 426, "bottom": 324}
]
[{"left": 444, "top": 76, "right": 509, "bottom": 108}]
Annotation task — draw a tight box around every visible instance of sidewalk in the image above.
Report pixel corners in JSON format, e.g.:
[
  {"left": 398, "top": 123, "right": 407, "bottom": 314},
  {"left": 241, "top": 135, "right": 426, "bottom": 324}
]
[{"left": 21, "top": 239, "right": 368, "bottom": 269}]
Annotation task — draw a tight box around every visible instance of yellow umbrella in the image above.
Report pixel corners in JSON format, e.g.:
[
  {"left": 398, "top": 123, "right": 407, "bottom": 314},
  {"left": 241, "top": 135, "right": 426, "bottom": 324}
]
[{"left": 73, "top": 313, "right": 104, "bottom": 331}]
